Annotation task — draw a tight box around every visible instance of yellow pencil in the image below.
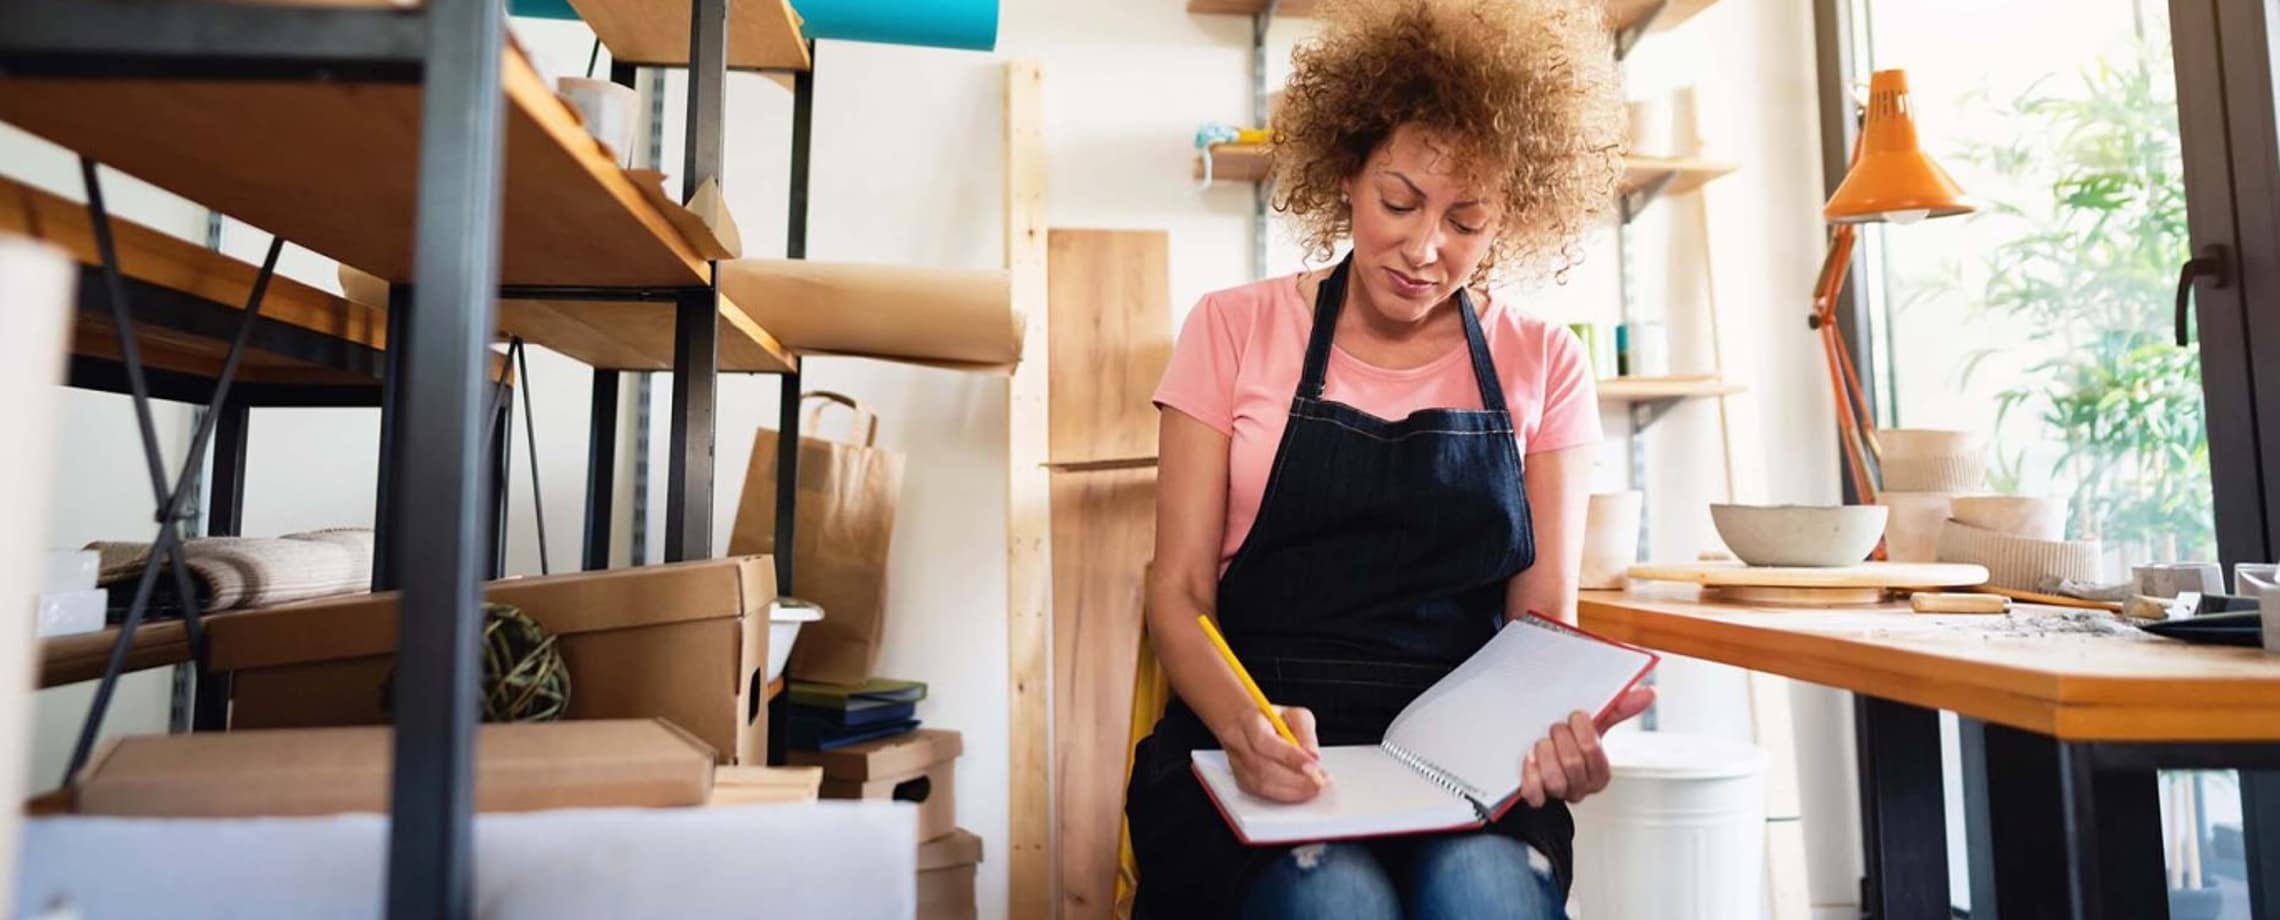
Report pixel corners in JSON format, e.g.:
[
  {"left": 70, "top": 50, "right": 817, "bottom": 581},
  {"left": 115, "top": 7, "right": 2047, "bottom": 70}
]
[{"left": 1196, "top": 614, "right": 1300, "bottom": 747}]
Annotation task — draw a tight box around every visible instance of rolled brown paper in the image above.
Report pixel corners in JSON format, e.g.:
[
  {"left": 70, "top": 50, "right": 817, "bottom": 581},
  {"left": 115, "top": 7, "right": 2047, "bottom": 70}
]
[{"left": 718, "top": 259, "right": 1022, "bottom": 371}]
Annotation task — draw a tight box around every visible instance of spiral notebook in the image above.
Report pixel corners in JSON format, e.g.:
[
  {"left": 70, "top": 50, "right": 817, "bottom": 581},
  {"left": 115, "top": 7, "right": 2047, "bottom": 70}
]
[{"left": 1190, "top": 613, "right": 1659, "bottom": 844}]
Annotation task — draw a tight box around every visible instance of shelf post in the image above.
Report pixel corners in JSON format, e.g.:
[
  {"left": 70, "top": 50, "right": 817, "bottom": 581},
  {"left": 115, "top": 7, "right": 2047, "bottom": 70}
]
[
  {"left": 384, "top": 0, "right": 507, "bottom": 910},
  {"left": 774, "top": 368, "right": 800, "bottom": 595},
  {"left": 681, "top": 0, "right": 726, "bottom": 199},
  {"left": 582, "top": 369, "right": 618, "bottom": 570},
  {"left": 664, "top": 281, "right": 718, "bottom": 562},
  {"left": 374, "top": 283, "right": 410, "bottom": 591},
  {"left": 206, "top": 401, "right": 249, "bottom": 538}
]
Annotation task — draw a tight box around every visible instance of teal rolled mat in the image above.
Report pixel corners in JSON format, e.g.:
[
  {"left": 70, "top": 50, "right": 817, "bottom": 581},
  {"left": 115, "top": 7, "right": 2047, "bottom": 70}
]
[
  {"left": 509, "top": 0, "right": 999, "bottom": 52},
  {"left": 795, "top": 0, "right": 999, "bottom": 52}
]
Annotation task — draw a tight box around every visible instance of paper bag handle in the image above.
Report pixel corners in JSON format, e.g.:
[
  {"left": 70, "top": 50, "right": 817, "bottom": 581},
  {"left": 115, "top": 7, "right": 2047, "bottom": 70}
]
[{"left": 801, "top": 391, "right": 879, "bottom": 446}]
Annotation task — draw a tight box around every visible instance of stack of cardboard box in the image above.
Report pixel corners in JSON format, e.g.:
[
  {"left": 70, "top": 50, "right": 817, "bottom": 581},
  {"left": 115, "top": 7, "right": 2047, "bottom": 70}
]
[{"left": 790, "top": 728, "right": 980, "bottom": 920}]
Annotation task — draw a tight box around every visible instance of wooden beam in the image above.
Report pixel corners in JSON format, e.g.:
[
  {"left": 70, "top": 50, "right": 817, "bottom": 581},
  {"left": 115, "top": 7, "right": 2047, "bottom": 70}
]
[{"left": 1003, "top": 58, "right": 1054, "bottom": 920}]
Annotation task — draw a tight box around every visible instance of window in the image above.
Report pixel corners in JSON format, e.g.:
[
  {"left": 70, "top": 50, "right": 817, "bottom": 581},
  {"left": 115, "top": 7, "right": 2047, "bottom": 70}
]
[{"left": 1841, "top": 1, "right": 2248, "bottom": 916}]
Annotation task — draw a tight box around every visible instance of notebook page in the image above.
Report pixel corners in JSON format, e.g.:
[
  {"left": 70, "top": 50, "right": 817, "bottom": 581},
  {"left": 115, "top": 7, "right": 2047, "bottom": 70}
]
[
  {"left": 1382, "top": 616, "right": 1654, "bottom": 809},
  {"left": 1190, "top": 746, "right": 1480, "bottom": 844}
]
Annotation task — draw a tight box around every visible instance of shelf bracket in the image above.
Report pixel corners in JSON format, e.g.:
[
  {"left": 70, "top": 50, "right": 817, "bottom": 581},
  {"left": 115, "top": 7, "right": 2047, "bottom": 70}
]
[
  {"left": 1614, "top": 0, "right": 1671, "bottom": 60},
  {"left": 1621, "top": 168, "right": 1681, "bottom": 224}
]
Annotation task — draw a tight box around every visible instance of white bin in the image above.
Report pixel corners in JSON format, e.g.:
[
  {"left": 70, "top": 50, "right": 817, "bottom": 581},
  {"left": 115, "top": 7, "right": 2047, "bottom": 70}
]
[{"left": 1571, "top": 730, "right": 1768, "bottom": 920}]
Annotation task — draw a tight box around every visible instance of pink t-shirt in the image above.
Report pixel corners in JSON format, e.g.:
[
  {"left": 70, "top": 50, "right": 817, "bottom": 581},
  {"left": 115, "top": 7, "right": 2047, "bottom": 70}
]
[{"left": 1153, "top": 273, "right": 1602, "bottom": 567}]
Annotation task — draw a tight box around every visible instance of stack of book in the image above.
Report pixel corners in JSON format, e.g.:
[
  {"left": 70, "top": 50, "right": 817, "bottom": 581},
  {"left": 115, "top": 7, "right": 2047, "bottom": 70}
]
[{"left": 785, "top": 678, "right": 928, "bottom": 751}]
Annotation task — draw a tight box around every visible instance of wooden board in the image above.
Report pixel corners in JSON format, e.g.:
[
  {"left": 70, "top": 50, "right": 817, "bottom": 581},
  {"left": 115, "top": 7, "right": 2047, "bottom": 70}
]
[
  {"left": 1596, "top": 374, "right": 1743, "bottom": 402},
  {"left": 569, "top": 0, "right": 810, "bottom": 71},
  {"left": 40, "top": 622, "right": 192, "bottom": 689},
  {"left": 1187, "top": 0, "right": 1721, "bottom": 36},
  {"left": 1047, "top": 230, "right": 1173, "bottom": 466},
  {"left": 498, "top": 293, "right": 794, "bottom": 373},
  {"left": 1579, "top": 588, "right": 2280, "bottom": 741},
  {"left": 1050, "top": 469, "right": 1156, "bottom": 920},
  {"left": 2, "top": 178, "right": 383, "bottom": 349},
  {"left": 1712, "top": 584, "right": 1887, "bottom": 607},
  {"left": 1620, "top": 155, "right": 1739, "bottom": 198},
  {"left": 1002, "top": 59, "right": 1053, "bottom": 920},
  {"left": 1044, "top": 456, "right": 1159, "bottom": 473},
  {"left": 1628, "top": 561, "right": 1989, "bottom": 589}
]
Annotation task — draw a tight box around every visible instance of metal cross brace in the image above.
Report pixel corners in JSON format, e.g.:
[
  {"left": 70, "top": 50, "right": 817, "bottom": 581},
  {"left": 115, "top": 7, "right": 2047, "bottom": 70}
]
[{"left": 65, "top": 158, "right": 284, "bottom": 780}]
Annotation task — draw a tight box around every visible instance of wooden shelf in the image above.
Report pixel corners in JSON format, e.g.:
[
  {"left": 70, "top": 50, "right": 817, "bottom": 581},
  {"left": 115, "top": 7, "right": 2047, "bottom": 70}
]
[
  {"left": 1197, "top": 145, "right": 1737, "bottom": 204},
  {"left": 569, "top": 0, "right": 810, "bottom": 71},
  {"left": 0, "top": 45, "right": 795, "bottom": 374},
  {"left": 41, "top": 621, "right": 192, "bottom": 689},
  {"left": 766, "top": 676, "right": 786, "bottom": 702},
  {"left": 1044, "top": 456, "right": 1160, "bottom": 473},
  {"left": 1596, "top": 374, "right": 1742, "bottom": 401},
  {"left": 1619, "top": 155, "right": 1738, "bottom": 200},
  {"left": 1187, "top": 0, "right": 1720, "bottom": 37}
]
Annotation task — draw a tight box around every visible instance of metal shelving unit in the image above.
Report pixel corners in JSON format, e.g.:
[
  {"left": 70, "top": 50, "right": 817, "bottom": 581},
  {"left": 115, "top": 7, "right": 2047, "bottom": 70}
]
[{"left": 0, "top": 0, "right": 814, "bottom": 911}]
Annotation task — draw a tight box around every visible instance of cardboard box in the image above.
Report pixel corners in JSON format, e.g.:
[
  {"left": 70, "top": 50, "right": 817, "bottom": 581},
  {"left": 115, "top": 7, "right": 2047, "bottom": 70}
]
[
  {"left": 708, "top": 765, "right": 822, "bottom": 807},
  {"left": 74, "top": 719, "right": 714, "bottom": 817},
  {"left": 208, "top": 558, "right": 774, "bottom": 764},
  {"left": 916, "top": 828, "right": 983, "bottom": 920},
  {"left": 789, "top": 729, "right": 961, "bottom": 842}
]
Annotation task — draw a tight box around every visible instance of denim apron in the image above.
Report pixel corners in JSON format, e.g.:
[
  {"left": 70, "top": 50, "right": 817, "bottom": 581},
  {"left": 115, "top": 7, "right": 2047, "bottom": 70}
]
[{"left": 1126, "top": 255, "right": 1572, "bottom": 919}]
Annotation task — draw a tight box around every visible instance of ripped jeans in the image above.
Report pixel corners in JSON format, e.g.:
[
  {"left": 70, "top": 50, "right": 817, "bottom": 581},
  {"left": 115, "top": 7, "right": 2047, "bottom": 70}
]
[{"left": 1240, "top": 834, "right": 1565, "bottom": 920}]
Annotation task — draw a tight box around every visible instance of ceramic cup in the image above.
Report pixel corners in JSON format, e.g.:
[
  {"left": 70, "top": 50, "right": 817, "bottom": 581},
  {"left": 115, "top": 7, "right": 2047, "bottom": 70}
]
[
  {"left": 1581, "top": 491, "right": 1644, "bottom": 590},
  {"left": 2234, "top": 562, "right": 2278, "bottom": 596},
  {"left": 557, "top": 77, "right": 641, "bottom": 168},
  {"left": 2235, "top": 568, "right": 2280, "bottom": 653},
  {"left": 2134, "top": 562, "right": 2226, "bottom": 599}
]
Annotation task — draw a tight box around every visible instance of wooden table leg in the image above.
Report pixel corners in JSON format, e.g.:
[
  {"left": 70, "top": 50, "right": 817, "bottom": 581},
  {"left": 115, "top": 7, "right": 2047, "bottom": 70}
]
[{"left": 1857, "top": 696, "right": 1950, "bottom": 919}]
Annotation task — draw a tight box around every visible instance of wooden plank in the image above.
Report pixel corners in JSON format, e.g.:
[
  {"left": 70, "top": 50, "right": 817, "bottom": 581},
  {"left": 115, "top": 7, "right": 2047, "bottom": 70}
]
[
  {"left": 1051, "top": 469, "right": 1156, "bottom": 920},
  {"left": 1619, "top": 155, "right": 1739, "bottom": 198},
  {"left": 1, "top": 178, "right": 383, "bottom": 349},
  {"left": 1047, "top": 230, "right": 1173, "bottom": 465},
  {"left": 1579, "top": 589, "right": 2280, "bottom": 740},
  {"left": 1044, "top": 457, "right": 1159, "bottom": 473},
  {"left": 1627, "top": 561, "right": 1988, "bottom": 589},
  {"left": 1002, "top": 58, "right": 1054, "bottom": 920},
  {"left": 569, "top": 0, "right": 810, "bottom": 71},
  {"left": 71, "top": 316, "right": 373, "bottom": 387},
  {"left": 40, "top": 622, "right": 191, "bottom": 689},
  {"left": 0, "top": 52, "right": 708, "bottom": 288},
  {"left": 1043, "top": 227, "right": 1172, "bottom": 918},
  {"left": 1595, "top": 374, "right": 1743, "bottom": 402}
]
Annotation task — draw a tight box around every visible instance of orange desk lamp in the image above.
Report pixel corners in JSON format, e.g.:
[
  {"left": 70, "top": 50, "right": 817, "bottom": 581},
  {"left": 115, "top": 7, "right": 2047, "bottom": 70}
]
[{"left": 1812, "top": 68, "right": 1973, "bottom": 507}]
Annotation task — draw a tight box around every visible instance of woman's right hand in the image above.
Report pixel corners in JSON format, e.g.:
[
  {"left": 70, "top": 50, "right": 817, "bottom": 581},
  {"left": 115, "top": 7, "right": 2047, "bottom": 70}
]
[{"left": 1219, "top": 706, "right": 1329, "bottom": 803}]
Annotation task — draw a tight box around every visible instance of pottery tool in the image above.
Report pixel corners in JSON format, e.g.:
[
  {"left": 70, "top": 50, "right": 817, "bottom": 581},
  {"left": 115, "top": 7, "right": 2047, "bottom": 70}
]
[
  {"left": 1974, "top": 584, "right": 2125, "bottom": 612},
  {"left": 1909, "top": 592, "right": 2009, "bottom": 615}
]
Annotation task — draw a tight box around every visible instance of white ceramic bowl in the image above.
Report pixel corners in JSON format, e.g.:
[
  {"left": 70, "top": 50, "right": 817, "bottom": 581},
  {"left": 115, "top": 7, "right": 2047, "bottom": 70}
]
[
  {"left": 1710, "top": 504, "right": 1888, "bottom": 568},
  {"left": 767, "top": 597, "right": 825, "bottom": 683}
]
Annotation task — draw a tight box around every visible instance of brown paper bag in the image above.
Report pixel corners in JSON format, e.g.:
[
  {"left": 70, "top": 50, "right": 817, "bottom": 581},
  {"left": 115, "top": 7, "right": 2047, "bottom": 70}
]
[{"left": 729, "top": 392, "right": 905, "bottom": 685}]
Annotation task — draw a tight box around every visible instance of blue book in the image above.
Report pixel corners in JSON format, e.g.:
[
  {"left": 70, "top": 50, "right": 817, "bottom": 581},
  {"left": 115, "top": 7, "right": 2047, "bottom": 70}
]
[
  {"left": 794, "top": 700, "right": 918, "bottom": 730},
  {"left": 790, "top": 718, "right": 921, "bottom": 752}
]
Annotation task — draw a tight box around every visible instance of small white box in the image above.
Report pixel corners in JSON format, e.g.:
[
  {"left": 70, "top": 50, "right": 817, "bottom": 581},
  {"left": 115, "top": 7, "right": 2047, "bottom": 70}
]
[
  {"left": 43, "top": 550, "right": 98, "bottom": 594},
  {"left": 36, "top": 589, "right": 106, "bottom": 638}
]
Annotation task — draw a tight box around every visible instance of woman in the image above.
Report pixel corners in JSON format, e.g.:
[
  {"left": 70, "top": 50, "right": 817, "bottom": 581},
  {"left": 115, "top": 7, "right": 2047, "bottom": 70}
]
[{"left": 1124, "top": 1, "right": 1651, "bottom": 917}]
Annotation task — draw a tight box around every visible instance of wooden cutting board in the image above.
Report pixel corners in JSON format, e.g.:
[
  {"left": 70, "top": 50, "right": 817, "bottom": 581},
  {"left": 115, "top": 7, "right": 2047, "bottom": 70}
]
[{"left": 1627, "top": 561, "right": 1990, "bottom": 589}]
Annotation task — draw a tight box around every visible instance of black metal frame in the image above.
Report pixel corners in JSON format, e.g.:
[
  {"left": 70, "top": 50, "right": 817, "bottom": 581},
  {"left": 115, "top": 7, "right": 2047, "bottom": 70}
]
[
  {"left": 1813, "top": 0, "right": 2280, "bottom": 917},
  {"left": 11, "top": 0, "right": 806, "bottom": 908}
]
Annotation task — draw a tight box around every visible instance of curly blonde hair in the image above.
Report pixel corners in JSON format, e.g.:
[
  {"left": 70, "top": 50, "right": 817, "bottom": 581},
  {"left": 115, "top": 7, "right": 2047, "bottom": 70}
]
[{"left": 1271, "top": 0, "right": 1626, "bottom": 283}]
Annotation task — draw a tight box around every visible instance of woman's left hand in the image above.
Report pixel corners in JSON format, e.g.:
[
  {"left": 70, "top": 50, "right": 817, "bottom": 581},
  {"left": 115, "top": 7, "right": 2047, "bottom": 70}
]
[{"left": 1518, "top": 686, "right": 1655, "bottom": 807}]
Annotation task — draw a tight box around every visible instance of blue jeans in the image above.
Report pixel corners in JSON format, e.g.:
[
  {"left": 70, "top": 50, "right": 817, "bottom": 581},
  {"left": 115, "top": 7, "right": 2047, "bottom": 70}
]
[{"left": 1239, "top": 834, "right": 1566, "bottom": 920}]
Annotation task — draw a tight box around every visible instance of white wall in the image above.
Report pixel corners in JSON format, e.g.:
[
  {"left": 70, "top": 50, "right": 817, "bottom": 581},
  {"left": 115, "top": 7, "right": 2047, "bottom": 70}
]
[{"left": 9, "top": 0, "right": 1851, "bottom": 916}]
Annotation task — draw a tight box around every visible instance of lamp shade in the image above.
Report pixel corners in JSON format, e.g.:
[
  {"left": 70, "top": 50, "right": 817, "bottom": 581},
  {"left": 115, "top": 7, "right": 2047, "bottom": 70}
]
[{"left": 1825, "top": 69, "right": 1973, "bottom": 223}]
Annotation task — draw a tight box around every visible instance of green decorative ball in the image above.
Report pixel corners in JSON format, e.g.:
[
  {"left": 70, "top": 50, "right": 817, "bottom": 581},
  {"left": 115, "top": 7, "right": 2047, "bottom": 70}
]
[{"left": 380, "top": 602, "right": 571, "bottom": 723}]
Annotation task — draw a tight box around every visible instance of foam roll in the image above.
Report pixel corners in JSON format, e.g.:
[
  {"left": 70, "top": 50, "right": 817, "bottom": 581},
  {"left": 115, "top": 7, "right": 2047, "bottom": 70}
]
[
  {"left": 795, "top": 0, "right": 999, "bottom": 52},
  {"left": 718, "top": 259, "right": 1022, "bottom": 372},
  {"left": 1934, "top": 519, "right": 2103, "bottom": 591}
]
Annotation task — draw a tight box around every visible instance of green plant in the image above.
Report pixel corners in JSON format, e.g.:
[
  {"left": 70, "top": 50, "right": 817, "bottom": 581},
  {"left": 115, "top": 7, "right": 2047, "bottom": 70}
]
[{"left": 1931, "top": 33, "right": 2213, "bottom": 558}]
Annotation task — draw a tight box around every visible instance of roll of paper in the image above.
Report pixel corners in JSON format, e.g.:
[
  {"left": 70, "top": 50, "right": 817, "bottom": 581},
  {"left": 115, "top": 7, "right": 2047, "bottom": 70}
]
[
  {"left": 718, "top": 259, "right": 1022, "bottom": 372},
  {"left": 795, "top": 0, "right": 999, "bottom": 52}
]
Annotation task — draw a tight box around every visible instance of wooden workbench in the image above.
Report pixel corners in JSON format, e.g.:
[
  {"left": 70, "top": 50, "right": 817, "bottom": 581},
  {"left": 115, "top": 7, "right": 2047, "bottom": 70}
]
[{"left": 1579, "top": 586, "right": 2280, "bottom": 920}]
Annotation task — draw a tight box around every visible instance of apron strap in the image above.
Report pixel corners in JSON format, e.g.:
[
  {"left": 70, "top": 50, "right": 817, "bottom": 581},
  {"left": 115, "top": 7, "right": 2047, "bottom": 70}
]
[{"left": 1296, "top": 253, "right": 1512, "bottom": 416}]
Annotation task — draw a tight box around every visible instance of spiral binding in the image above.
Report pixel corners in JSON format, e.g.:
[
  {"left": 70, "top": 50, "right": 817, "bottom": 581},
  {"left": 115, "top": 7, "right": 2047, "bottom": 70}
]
[{"left": 1380, "top": 740, "right": 1491, "bottom": 822}]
